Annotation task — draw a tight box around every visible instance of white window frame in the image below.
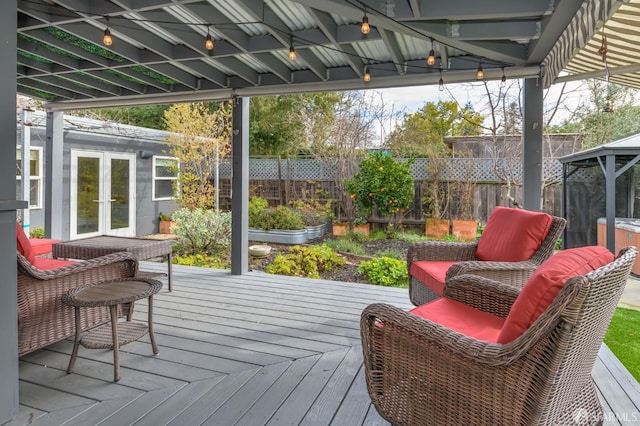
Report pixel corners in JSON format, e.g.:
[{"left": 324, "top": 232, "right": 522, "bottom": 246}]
[
  {"left": 16, "top": 146, "right": 43, "bottom": 209},
  {"left": 152, "top": 155, "right": 179, "bottom": 201}
]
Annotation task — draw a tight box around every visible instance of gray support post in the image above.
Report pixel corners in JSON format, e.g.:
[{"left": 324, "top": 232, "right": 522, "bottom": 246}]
[
  {"left": 231, "top": 97, "right": 249, "bottom": 275},
  {"left": 20, "top": 108, "right": 31, "bottom": 235},
  {"left": 45, "top": 111, "right": 64, "bottom": 240},
  {"left": 522, "top": 78, "right": 544, "bottom": 211},
  {"left": 0, "top": 1, "right": 21, "bottom": 422},
  {"left": 605, "top": 154, "right": 616, "bottom": 253}
]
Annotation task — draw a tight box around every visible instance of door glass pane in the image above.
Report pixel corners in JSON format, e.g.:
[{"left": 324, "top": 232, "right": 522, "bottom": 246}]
[
  {"left": 77, "top": 157, "right": 100, "bottom": 235},
  {"left": 110, "top": 158, "right": 130, "bottom": 230}
]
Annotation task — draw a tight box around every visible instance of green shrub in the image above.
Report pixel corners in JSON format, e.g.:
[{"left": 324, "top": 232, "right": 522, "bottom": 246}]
[
  {"left": 373, "top": 248, "right": 404, "bottom": 260},
  {"left": 358, "top": 257, "right": 408, "bottom": 287},
  {"left": 368, "top": 230, "right": 387, "bottom": 240},
  {"left": 174, "top": 253, "right": 229, "bottom": 269},
  {"left": 394, "top": 231, "right": 428, "bottom": 244},
  {"left": 172, "top": 208, "right": 232, "bottom": 255},
  {"left": 249, "top": 197, "right": 269, "bottom": 228},
  {"left": 266, "top": 244, "right": 345, "bottom": 278},
  {"left": 324, "top": 238, "right": 366, "bottom": 255},
  {"left": 346, "top": 230, "right": 368, "bottom": 243},
  {"left": 29, "top": 227, "right": 45, "bottom": 239},
  {"left": 262, "top": 205, "right": 305, "bottom": 230}
]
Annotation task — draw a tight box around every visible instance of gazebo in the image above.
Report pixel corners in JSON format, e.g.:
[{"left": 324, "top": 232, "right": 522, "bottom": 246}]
[{"left": 4, "top": 0, "right": 640, "bottom": 421}]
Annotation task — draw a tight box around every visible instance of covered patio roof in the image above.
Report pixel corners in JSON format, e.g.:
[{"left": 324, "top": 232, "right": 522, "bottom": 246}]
[{"left": 16, "top": 0, "right": 636, "bottom": 110}]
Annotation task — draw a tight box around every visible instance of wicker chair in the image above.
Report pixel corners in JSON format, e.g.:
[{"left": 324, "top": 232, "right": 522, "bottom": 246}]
[
  {"left": 408, "top": 210, "right": 566, "bottom": 306},
  {"left": 17, "top": 251, "right": 138, "bottom": 356},
  {"left": 362, "top": 246, "right": 637, "bottom": 426}
]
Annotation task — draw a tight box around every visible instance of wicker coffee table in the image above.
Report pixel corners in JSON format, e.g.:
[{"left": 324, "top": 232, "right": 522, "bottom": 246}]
[
  {"left": 53, "top": 236, "right": 174, "bottom": 291},
  {"left": 62, "top": 277, "right": 163, "bottom": 382}
]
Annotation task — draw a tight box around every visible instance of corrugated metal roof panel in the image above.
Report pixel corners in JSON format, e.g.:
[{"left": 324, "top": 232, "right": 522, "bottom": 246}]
[
  {"left": 309, "top": 45, "right": 348, "bottom": 68},
  {"left": 269, "top": 0, "right": 316, "bottom": 30},
  {"left": 207, "top": 0, "right": 265, "bottom": 36},
  {"left": 352, "top": 40, "right": 390, "bottom": 63}
]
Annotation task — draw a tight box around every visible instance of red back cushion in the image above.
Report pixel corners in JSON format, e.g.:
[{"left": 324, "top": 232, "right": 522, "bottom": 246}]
[
  {"left": 411, "top": 298, "right": 504, "bottom": 343},
  {"left": 16, "top": 222, "right": 36, "bottom": 264},
  {"left": 476, "top": 207, "right": 552, "bottom": 262},
  {"left": 497, "top": 246, "right": 614, "bottom": 344}
]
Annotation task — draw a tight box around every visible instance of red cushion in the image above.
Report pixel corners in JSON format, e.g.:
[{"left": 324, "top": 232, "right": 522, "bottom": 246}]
[
  {"left": 33, "top": 257, "right": 76, "bottom": 270},
  {"left": 16, "top": 223, "right": 36, "bottom": 264},
  {"left": 30, "top": 238, "right": 62, "bottom": 256},
  {"left": 476, "top": 207, "right": 553, "bottom": 262},
  {"left": 410, "top": 261, "right": 458, "bottom": 296},
  {"left": 497, "top": 246, "right": 614, "bottom": 344},
  {"left": 410, "top": 298, "right": 504, "bottom": 343}
]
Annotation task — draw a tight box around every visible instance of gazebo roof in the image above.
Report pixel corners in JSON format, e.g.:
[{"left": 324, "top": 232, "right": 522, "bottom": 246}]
[
  {"left": 16, "top": 0, "right": 640, "bottom": 110},
  {"left": 559, "top": 133, "right": 640, "bottom": 165}
]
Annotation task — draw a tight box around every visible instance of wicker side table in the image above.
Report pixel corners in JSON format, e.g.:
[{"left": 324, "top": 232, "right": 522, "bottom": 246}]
[{"left": 62, "top": 277, "right": 163, "bottom": 382}]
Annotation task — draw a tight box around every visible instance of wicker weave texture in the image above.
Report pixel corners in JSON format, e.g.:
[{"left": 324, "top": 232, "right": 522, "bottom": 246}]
[
  {"left": 17, "top": 251, "right": 138, "bottom": 356},
  {"left": 407, "top": 215, "right": 566, "bottom": 305},
  {"left": 363, "top": 246, "right": 637, "bottom": 426}
]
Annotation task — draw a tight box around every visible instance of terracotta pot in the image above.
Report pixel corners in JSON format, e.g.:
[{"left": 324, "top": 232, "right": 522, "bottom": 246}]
[
  {"left": 159, "top": 220, "right": 176, "bottom": 234},
  {"left": 425, "top": 218, "right": 450, "bottom": 239},
  {"left": 353, "top": 223, "right": 370, "bottom": 236},
  {"left": 332, "top": 223, "right": 349, "bottom": 236},
  {"left": 451, "top": 219, "right": 478, "bottom": 241}
]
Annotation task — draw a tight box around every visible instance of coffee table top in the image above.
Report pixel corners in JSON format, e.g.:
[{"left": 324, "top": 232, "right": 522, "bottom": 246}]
[
  {"left": 53, "top": 236, "right": 172, "bottom": 260},
  {"left": 62, "top": 278, "right": 162, "bottom": 308}
]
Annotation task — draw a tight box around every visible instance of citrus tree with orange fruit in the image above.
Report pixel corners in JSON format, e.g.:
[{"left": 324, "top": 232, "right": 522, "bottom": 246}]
[{"left": 346, "top": 152, "right": 414, "bottom": 229}]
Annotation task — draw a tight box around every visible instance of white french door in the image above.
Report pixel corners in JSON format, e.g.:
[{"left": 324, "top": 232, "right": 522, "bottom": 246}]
[{"left": 70, "top": 150, "right": 136, "bottom": 239}]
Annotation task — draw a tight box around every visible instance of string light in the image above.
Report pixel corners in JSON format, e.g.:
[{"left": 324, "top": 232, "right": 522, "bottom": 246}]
[
  {"left": 438, "top": 68, "right": 444, "bottom": 91},
  {"left": 427, "top": 39, "right": 436, "bottom": 66},
  {"left": 288, "top": 37, "right": 297, "bottom": 60},
  {"left": 500, "top": 67, "right": 506, "bottom": 87},
  {"left": 476, "top": 61, "right": 484, "bottom": 79},
  {"left": 361, "top": 8, "right": 370, "bottom": 35},
  {"left": 103, "top": 17, "right": 113, "bottom": 46},
  {"left": 205, "top": 27, "right": 214, "bottom": 51},
  {"left": 363, "top": 65, "right": 371, "bottom": 82}
]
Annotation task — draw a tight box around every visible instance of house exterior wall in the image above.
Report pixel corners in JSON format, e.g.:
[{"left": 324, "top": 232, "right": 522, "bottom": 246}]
[{"left": 17, "top": 114, "right": 178, "bottom": 240}]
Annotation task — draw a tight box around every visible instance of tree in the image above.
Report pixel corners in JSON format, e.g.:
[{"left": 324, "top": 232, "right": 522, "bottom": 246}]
[
  {"left": 69, "top": 105, "right": 170, "bottom": 129},
  {"left": 385, "top": 100, "right": 482, "bottom": 156},
  {"left": 163, "top": 102, "right": 232, "bottom": 210}
]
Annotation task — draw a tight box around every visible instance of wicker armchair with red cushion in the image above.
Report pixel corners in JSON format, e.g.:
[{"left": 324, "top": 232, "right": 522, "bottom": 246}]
[
  {"left": 17, "top": 247, "right": 138, "bottom": 356},
  {"left": 362, "top": 246, "right": 636, "bottom": 425},
  {"left": 408, "top": 207, "right": 566, "bottom": 305}
]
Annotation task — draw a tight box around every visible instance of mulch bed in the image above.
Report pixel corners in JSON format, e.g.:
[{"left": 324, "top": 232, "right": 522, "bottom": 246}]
[{"left": 249, "top": 236, "right": 412, "bottom": 284}]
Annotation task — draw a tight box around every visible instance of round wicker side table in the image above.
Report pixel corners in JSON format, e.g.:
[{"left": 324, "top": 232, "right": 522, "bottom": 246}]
[{"left": 62, "top": 277, "right": 163, "bottom": 382}]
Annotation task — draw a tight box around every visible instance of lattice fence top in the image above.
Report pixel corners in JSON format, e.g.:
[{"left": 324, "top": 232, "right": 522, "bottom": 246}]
[{"left": 218, "top": 157, "right": 563, "bottom": 183}]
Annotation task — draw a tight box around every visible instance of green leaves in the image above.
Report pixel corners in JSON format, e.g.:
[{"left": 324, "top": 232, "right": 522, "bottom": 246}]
[{"left": 357, "top": 257, "right": 408, "bottom": 287}]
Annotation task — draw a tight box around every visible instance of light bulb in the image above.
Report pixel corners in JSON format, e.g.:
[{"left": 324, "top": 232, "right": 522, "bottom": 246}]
[
  {"left": 476, "top": 64, "right": 484, "bottom": 79},
  {"left": 427, "top": 49, "right": 436, "bottom": 66},
  {"left": 364, "top": 67, "right": 371, "bottom": 82},
  {"left": 205, "top": 34, "right": 214, "bottom": 51},
  {"left": 438, "top": 77, "right": 444, "bottom": 91},
  {"left": 289, "top": 45, "right": 297, "bottom": 61},
  {"left": 361, "top": 15, "right": 370, "bottom": 35},
  {"left": 103, "top": 28, "right": 113, "bottom": 46}
]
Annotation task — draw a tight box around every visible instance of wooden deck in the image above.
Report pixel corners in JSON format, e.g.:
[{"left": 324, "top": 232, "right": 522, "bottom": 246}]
[{"left": 9, "top": 262, "right": 640, "bottom": 426}]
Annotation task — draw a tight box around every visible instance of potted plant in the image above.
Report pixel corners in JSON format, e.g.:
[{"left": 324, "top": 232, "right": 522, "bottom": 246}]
[
  {"left": 330, "top": 213, "right": 349, "bottom": 236},
  {"left": 450, "top": 152, "right": 478, "bottom": 240},
  {"left": 158, "top": 212, "right": 176, "bottom": 234},
  {"left": 352, "top": 216, "right": 370, "bottom": 236},
  {"left": 423, "top": 149, "right": 451, "bottom": 239}
]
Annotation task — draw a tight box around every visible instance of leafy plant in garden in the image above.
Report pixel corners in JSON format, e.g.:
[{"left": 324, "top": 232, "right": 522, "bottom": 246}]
[
  {"left": 324, "top": 238, "right": 366, "bottom": 255},
  {"left": 172, "top": 208, "right": 232, "bottom": 255},
  {"left": 265, "top": 244, "right": 345, "bottom": 278},
  {"left": 173, "top": 253, "right": 229, "bottom": 269},
  {"left": 29, "top": 227, "right": 45, "bottom": 239},
  {"left": 346, "top": 151, "right": 414, "bottom": 230},
  {"left": 248, "top": 197, "right": 269, "bottom": 228},
  {"left": 358, "top": 257, "right": 408, "bottom": 287}
]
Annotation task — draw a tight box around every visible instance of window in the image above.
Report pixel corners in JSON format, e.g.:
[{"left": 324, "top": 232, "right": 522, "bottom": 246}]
[
  {"left": 16, "top": 147, "right": 43, "bottom": 209},
  {"left": 153, "top": 156, "right": 179, "bottom": 200}
]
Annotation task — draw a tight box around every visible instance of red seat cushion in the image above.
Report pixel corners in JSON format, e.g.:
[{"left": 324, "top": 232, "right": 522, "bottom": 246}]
[
  {"left": 410, "top": 298, "right": 504, "bottom": 343},
  {"left": 410, "top": 261, "right": 458, "bottom": 296},
  {"left": 33, "top": 257, "right": 76, "bottom": 270},
  {"left": 476, "top": 207, "right": 553, "bottom": 262},
  {"left": 497, "top": 246, "right": 614, "bottom": 344},
  {"left": 16, "top": 222, "right": 36, "bottom": 264},
  {"left": 30, "top": 238, "right": 62, "bottom": 256}
]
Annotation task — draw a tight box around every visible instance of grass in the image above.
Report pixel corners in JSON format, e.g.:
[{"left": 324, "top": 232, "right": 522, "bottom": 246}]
[{"left": 605, "top": 307, "right": 640, "bottom": 381}]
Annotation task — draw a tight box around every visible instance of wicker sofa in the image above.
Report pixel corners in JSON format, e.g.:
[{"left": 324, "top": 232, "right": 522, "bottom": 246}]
[
  {"left": 362, "top": 246, "right": 636, "bottom": 425},
  {"left": 17, "top": 251, "right": 138, "bottom": 356}
]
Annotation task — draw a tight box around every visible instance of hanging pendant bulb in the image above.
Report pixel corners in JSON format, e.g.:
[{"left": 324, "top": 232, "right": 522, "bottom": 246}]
[
  {"left": 427, "top": 39, "right": 436, "bottom": 66},
  {"left": 363, "top": 65, "right": 371, "bottom": 82},
  {"left": 289, "top": 45, "right": 297, "bottom": 61},
  {"left": 476, "top": 62, "right": 484, "bottom": 79},
  {"left": 361, "top": 9, "right": 370, "bottom": 35},
  {"left": 500, "top": 67, "right": 506, "bottom": 87},
  {"left": 438, "top": 69, "right": 444, "bottom": 91},
  {"left": 103, "top": 16, "right": 113, "bottom": 46},
  {"left": 205, "top": 30, "right": 214, "bottom": 51}
]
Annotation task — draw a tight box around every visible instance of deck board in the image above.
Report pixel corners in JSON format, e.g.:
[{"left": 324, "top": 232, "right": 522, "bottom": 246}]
[{"left": 8, "top": 262, "right": 640, "bottom": 425}]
